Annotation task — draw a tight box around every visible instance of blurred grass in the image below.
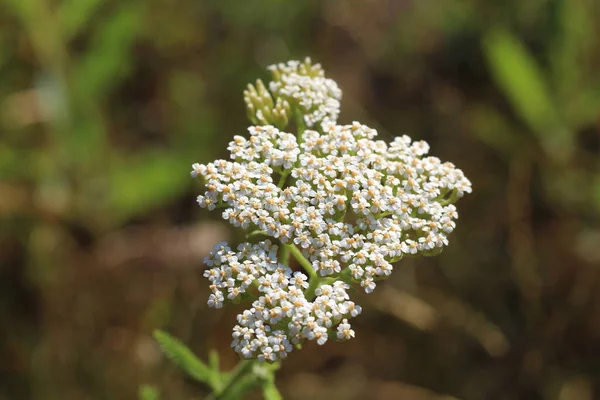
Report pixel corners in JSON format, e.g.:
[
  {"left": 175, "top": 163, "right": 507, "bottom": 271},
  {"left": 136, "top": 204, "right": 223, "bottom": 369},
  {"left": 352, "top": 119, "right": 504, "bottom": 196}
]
[{"left": 1, "top": 0, "right": 600, "bottom": 399}]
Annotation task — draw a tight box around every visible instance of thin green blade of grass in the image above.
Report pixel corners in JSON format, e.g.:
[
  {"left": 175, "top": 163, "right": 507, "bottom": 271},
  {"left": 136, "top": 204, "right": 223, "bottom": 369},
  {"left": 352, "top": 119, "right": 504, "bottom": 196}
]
[{"left": 483, "top": 28, "right": 573, "bottom": 162}]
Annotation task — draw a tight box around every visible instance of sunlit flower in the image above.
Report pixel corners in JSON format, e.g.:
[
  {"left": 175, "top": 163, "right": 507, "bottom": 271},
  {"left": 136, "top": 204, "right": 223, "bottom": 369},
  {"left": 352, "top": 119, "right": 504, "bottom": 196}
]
[{"left": 193, "top": 59, "right": 471, "bottom": 361}]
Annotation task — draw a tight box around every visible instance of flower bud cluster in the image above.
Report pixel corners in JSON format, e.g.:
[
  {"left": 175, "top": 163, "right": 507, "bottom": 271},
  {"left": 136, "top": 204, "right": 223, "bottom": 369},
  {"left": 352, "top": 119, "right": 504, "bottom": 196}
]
[
  {"left": 194, "top": 59, "right": 471, "bottom": 361},
  {"left": 268, "top": 58, "right": 342, "bottom": 127},
  {"left": 244, "top": 79, "right": 290, "bottom": 129}
]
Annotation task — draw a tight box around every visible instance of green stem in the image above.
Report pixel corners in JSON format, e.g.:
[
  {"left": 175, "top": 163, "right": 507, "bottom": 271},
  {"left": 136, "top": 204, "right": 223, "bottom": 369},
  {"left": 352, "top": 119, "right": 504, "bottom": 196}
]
[
  {"left": 285, "top": 244, "right": 315, "bottom": 279},
  {"left": 277, "top": 170, "right": 290, "bottom": 188},
  {"left": 295, "top": 111, "right": 306, "bottom": 144},
  {"left": 375, "top": 211, "right": 392, "bottom": 219},
  {"left": 208, "top": 350, "right": 222, "bottom": 392},
  {"left": 246, "top": 230, "right": 269, "bottom": 240},
  {"left": 338, "top": 268, "right": 353, "bottom": 284},
  {"left": 285, "top": 243, "right": 326, "bottom": 300},
  {"left": 279, "top": 244, "right": 290, "bottom": 267},
  {"left": 304, "top": 276, "right": 322, "bottom": 300},
  {"left": 214, "top": 360, "right": 255, "bottom": 400}
]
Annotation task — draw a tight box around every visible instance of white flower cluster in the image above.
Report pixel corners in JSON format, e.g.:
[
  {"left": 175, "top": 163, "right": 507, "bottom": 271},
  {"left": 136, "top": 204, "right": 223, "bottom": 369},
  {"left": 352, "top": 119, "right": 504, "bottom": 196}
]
[
  {"left": 193, "top": 59, "right": 471, "bottom": 362},
  {"left": 268, "top": 59, "right": 342, "bottom": 127},
  {"left": 204, "top": 240, "right": 360, "bottom": 361},
  {"left": 195, "top": 122, "right": 471, "bottom": 288}
]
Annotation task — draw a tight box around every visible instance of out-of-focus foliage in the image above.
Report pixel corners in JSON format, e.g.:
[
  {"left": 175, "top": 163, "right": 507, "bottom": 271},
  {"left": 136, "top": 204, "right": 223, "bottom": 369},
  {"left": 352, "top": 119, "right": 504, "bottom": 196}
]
[
  {"left": 153, "top": 330, "right": 216, "bottom": 387},
  {"left": 138, "top": 384, "right": 160, "bottom": 400},
  {"left": 0, "top": 0, "right": 599, "bottom": 399}
]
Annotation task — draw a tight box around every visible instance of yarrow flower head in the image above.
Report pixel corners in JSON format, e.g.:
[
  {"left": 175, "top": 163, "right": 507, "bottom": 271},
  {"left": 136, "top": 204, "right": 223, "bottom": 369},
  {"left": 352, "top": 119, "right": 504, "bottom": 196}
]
[
  {"left": 193, "top": 58, "right": 472, "bottom": 362},
  {"left": 268, "top": 58, "right": 341, "bottom": 128}
]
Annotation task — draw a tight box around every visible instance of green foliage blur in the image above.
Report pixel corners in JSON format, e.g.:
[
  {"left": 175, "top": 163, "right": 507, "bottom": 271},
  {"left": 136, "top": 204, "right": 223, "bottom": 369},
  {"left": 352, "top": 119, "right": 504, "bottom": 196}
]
[{"left": 1, "top": 0, "right": 600, "bottom": 399}]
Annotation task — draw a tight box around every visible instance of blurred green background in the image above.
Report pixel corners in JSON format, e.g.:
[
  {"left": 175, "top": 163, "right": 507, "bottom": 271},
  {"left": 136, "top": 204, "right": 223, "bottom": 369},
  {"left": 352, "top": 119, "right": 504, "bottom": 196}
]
[{"left": 1, "top": 0, "right": 600, "bottom": 399}]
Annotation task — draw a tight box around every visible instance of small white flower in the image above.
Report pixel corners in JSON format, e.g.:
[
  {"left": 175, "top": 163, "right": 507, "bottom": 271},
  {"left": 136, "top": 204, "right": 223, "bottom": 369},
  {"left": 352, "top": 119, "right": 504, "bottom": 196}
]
[{"left": 337, "top": 319, "right": 355, "bottom": 340}]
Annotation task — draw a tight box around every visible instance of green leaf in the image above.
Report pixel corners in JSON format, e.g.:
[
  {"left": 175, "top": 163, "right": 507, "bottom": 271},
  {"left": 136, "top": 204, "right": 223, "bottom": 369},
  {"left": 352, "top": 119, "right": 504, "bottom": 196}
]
[
  {"left": 552, "top": 0, "right": 593, "bottom": 95},
  {"left": 72, "top": 3, "right": 141, "bottom": 103},
  {"left": 153, "top": 330, "right": 213, "bottom": 386},
  {"left": 209, "top": 349, "right": 220, "bottom": 370},
  {"left": 138, "top": 384, "right": 160, "bottom": 400},
  {"left": 208, "top": 350, "right": 223, "bottom": 392},
  {"left": 483, "top": 28, "right": 573, "bottom": 161}
]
